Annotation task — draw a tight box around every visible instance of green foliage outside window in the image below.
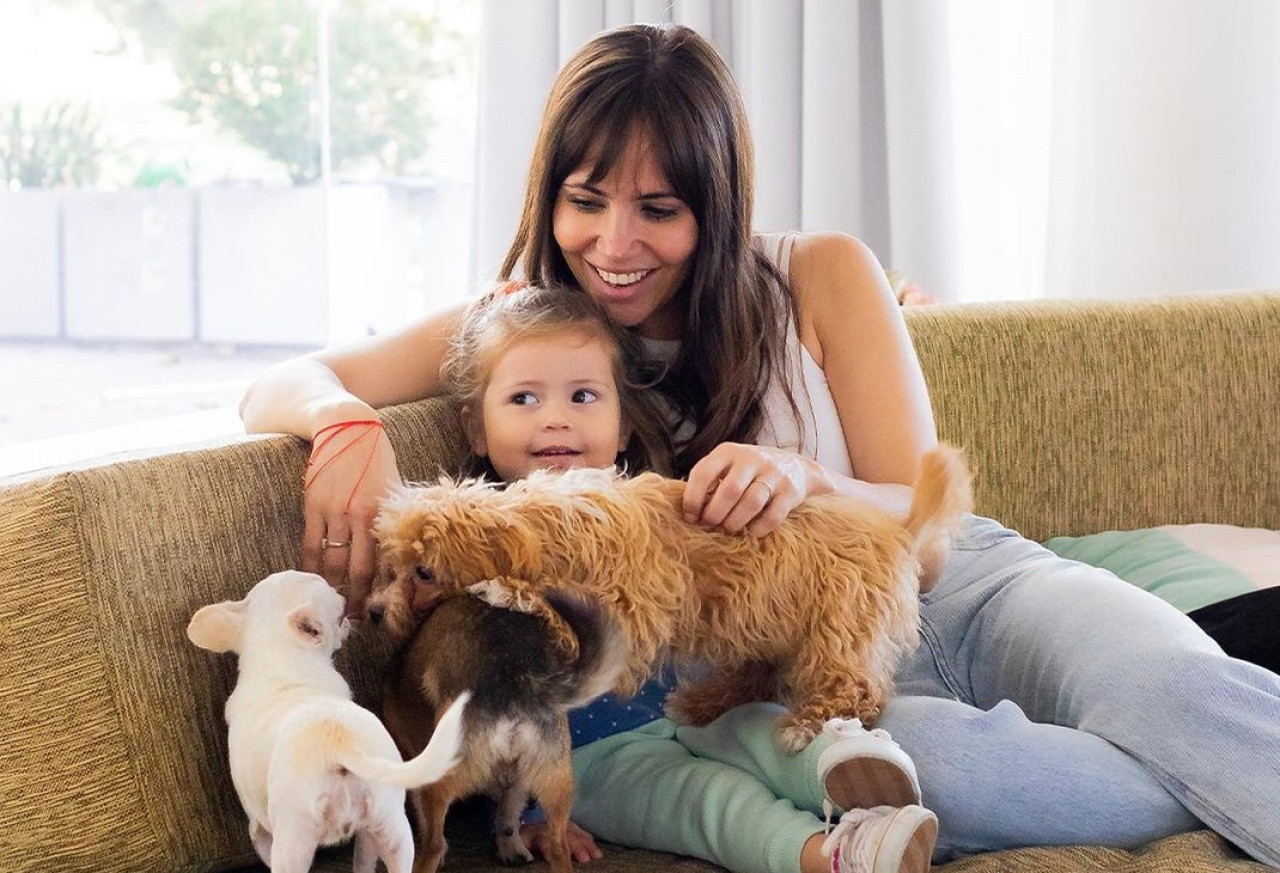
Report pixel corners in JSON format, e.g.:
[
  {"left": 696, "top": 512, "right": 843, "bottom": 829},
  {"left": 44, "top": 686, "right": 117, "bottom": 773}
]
[
  {"left": 46, "top": 0, "right": 469, "bottom": 186},
  {"left": 173, "top": 0, "right": 459, "bottom": 184},
  {"left": 0, "top": 100, "right": 108, "bottom": 189}
]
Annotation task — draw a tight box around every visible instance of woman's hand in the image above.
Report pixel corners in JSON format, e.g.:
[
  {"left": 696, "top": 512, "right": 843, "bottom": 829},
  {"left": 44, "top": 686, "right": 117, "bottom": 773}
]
[
  {"left": 519, "top": 820, "right": 603, "bottom": 863},
  {"left": 300, "top": 420, "right": 402, "bottom": 614},
  {"left": 683, "top": 442, "right": 834, "bottom": 536}
]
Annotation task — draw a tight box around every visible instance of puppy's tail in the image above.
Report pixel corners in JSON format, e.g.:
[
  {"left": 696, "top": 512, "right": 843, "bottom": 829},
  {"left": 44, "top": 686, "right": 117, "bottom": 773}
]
[
  {"left": 903, "top": 444, "right": 973, "bottom": 563},
  {"left": 542, "top": 590, "right": 629, "bottom": 710},
  {"left": 340, "top": 691, "right": 470, "bottom": 789}
]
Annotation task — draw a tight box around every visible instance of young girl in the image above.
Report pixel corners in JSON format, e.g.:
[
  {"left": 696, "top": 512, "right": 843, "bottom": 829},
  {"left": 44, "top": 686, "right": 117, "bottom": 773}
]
[
  {"left": 442, "top": 279, "right": 672, "bottom": 481},
  {"left": 438, "top": 281, "right": 937, "bottom": 873}
]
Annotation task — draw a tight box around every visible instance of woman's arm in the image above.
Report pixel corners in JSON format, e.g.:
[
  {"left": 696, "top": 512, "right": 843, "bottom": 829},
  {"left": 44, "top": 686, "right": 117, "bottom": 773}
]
[
  {"left": 238, "top": 302, "right": 468, "bottom": 610},
  {"left": 792, "top": 232, "right": 938, "bottom": 485},
  {"left": 685, "top": 232, "right": 937, "bottom": 529},
  {"left": 240, "top": 303, "right": 469, "bottom": 438}
]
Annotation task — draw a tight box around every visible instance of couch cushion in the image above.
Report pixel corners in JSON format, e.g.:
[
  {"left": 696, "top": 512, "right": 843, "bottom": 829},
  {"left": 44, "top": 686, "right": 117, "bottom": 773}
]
[
  {"left": 906, "top": 292, "right": 1280, "bottom": 542},
  {"left": 1042, "top": 524, "right": 1280, "bottom": 613}
]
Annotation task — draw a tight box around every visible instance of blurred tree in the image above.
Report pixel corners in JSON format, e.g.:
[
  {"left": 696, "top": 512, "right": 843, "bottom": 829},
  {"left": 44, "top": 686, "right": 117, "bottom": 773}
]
[
  {"left": 0, "top": 101, "right": 108, "bottom": 189},
  {"left": 51, "top": 0, "right": 468, "bottom": 185},
  {"left": 174, "top": 0, "right": 460, "bottom": 184}
]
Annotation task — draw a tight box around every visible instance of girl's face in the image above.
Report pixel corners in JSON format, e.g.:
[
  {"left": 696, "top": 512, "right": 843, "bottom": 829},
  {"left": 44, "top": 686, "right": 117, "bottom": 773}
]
[
  {"left": 552, "top": 133, "right": 699, "bottom": 340},
  {"left": 469, "top": 330, "right": 629, "bottom": 481}
]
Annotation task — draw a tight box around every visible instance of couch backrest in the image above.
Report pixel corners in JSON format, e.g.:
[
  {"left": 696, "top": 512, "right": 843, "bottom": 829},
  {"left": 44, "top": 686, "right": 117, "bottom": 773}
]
[{"left": 907, "top": 290, "right": 1280, "bottom": 541}]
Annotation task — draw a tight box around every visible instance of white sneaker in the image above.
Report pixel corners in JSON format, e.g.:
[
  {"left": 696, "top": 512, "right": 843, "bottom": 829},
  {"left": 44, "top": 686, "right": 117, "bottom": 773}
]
[
  {"left": 816, "top": 717, "right": 921, "bottom": 818},
  {"left": 821, "top": 805, "right": 938, "bottom": 873}
]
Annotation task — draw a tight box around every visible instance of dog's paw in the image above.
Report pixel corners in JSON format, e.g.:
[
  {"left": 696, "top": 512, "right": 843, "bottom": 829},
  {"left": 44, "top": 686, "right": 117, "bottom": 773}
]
[
  {"left": 469, "top": 579, "right": 535, "bottom": 613},
  {"left": 662, "top": 687, "right": 720, "bottom": 726},
  {"left": 495, "top": 831, "right": 534, "bottom": 867},
  {"left": 776, "top": 717, "right": 821, "bottom": 754}
]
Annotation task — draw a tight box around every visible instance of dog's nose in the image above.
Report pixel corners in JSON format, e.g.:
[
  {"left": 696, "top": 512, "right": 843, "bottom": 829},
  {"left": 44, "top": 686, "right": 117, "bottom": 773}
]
[{"left": 367, "top": 605, "right": 384, "bottom": 625}]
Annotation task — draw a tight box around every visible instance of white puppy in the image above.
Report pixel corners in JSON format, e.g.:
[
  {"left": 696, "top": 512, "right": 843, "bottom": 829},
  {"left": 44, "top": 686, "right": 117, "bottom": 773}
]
[{"left": 188, "top": 570, "right": 469, "bottom": 873}]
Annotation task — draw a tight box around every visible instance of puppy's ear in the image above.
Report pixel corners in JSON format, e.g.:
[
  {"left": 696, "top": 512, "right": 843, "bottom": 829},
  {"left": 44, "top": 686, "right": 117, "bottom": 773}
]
[
  {"left": 187, "top": 600, "right": 247, "bottom": 654},
  {"left": 286, "top": 604, "right": 331, "bottom": 649}
]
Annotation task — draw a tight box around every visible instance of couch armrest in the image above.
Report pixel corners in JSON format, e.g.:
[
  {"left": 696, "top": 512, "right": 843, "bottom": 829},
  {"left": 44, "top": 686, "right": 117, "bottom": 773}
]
[
  {"left": 906, "top": 290, "right": 1280, "bottom": 541},
  {"left": 0, "top": 396, "right": 466, "bottom": 872}
]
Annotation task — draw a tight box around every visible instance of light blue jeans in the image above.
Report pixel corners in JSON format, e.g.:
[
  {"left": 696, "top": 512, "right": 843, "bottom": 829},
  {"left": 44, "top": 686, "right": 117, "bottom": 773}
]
[{"left": 881, "top": 515, "right": 1280, "bottom": 864}]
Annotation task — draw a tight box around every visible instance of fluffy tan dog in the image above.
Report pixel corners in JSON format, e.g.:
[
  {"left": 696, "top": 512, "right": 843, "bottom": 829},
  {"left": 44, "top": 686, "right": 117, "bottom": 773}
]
[{"left": 375, "top": 445, "right": 971, "bottom": 752}]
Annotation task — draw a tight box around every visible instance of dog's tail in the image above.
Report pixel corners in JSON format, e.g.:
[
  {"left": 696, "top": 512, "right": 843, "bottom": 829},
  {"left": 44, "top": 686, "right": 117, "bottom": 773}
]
[
  {"left": 339, "top": 691, "right": 470, "bottom": 789},
  {"left": 542, "top": 590, "right": 630, "bottom": 710},
  {"left": 903, "top": 443, "right": 974, "bottom": 563}
]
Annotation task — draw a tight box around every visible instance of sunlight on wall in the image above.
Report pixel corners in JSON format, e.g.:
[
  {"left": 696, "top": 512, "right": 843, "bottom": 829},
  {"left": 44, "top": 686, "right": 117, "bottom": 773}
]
[{"left": 949, "top": 0, "right": 1054, "bottom": 302}]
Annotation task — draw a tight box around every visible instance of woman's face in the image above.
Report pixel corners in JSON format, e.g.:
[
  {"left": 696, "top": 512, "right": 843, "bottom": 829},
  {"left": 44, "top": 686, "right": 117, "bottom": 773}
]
[{"left": 552, "top": 134, "right": 699, "bottom": 340}]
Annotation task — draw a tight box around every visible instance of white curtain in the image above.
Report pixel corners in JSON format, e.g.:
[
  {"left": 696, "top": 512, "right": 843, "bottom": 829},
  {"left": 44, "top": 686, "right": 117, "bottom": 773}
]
[
  {"left": 471, "top": 0, "right": 960, "bottom": 301},
  {"left": 952, "top": 0, "right": 1280, "bottom": 302},
  {"left": 1044, "top": 0, "right": 1280, "bottom": 299}
]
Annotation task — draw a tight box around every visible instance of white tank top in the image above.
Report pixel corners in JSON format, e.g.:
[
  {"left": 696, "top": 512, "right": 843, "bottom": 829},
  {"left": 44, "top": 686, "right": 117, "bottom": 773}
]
[
  {"left": 754, "top": 232, "right": 854, "bottom": 477},
  {"left": 640, "top": 233, "right": 854, "bottom": 477}
]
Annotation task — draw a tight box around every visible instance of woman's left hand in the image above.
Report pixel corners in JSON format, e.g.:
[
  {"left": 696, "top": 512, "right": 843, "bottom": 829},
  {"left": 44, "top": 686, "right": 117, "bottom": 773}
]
[{"left": 683, "top": 442, "right": 833, "bottom": 536}]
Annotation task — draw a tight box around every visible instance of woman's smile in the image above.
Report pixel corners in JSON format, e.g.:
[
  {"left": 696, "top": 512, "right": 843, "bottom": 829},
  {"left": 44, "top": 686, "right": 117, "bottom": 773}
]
[{"left": 553, "top": 131, "right": 698, "bottom": 339}]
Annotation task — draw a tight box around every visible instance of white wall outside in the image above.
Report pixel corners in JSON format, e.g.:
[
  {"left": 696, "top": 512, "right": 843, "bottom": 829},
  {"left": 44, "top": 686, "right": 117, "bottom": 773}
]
[{"left": 0, "top": 190, "right": 60, "bottom": 338}]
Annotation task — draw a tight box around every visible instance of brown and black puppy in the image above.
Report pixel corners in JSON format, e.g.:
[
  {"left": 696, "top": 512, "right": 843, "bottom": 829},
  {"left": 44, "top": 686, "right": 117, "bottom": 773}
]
[{"left": 371, "top": 582, "right": 626, "bottom": 873}]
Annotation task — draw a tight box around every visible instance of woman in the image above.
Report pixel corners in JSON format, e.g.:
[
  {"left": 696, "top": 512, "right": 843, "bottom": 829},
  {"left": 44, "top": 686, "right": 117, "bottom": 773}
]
[{"left": 242, "top": 22, "right": 1280, "bottom": 872}]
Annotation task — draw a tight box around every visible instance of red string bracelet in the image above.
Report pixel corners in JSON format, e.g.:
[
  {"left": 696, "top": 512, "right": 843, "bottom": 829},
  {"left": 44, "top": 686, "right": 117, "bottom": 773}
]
[
  {"left": 302, "top": 419, "right": 384, "bottom": 497},
  {"left": 343, "top": 432, "right": 382, "bottom": 514}
]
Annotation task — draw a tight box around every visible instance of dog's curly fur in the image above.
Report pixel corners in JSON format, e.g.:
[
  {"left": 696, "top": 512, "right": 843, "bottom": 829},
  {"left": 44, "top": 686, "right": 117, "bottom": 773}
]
[{"left": 374, "top": 445, "right": 972, "bottom": 751}]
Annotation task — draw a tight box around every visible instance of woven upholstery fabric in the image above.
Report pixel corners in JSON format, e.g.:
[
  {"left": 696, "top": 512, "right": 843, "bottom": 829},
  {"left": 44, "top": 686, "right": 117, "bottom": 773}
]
[
  {"left": 937, "top": 830, "right": 1269, "bottom": 873},
  {"left": 283, "top": 816, "right": 1270, "bottom": 873},
  {"left": 907, "top": 291, "right": 1280, "bottom": 542},
  {"left": 2, "top": 293, "right": 1278, "bottom": 873},
  {"left": 0, "top": 477, "right": 163, "bottom": 871}
]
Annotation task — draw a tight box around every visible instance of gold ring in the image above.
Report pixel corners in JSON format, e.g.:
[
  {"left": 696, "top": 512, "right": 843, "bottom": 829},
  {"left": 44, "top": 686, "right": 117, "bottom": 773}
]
[
  {"left": 321, "top": 537, "right": 350, "bottom": 549},
  {"left": 752, "top": 479, "right": 774, "bottom": 500}
]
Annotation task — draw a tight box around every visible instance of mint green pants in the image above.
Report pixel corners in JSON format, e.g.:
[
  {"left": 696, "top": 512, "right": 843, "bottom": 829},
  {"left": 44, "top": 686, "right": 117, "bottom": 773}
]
[{"left": 570, "top": 703, "right": 833, "bottom": 873}]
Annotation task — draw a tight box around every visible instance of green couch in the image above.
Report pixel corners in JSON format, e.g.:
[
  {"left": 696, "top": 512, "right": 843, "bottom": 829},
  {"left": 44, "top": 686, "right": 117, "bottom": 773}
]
[{"left": 2, "top": 291, "right": 1276, "bottom": 873}]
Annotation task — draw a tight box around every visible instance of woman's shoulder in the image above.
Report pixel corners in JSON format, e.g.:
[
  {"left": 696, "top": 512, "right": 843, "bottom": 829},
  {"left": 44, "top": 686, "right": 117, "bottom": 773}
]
[
  {"left": 754, "top": 230, "right": 877, "bottom": 288},
  {"left": 780, "top": 232, "right": 900, "bottom": 367},
  {"left": 789, "top": 231, "right": 877, "bottom": 271},
  {"left": 780, "top": 232, "right": 889, "bottom": 311}
]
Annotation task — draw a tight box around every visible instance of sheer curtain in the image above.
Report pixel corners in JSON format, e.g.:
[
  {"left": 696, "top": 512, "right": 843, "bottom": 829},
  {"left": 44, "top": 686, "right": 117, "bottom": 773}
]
[
  {"left": 953, "top": 0, "right": 1280, "bottom": 301},
  {"left": 471, "top": 0, "right": 959, "bottom": 300}
]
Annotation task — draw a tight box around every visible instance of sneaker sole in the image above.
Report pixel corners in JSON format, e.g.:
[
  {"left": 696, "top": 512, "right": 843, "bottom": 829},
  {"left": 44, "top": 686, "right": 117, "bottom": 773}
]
[
  {"left": 825, "top": 756, "right": 921, "bottom": 811},
  {"left": 873, "top": 809, "right": 938, "bottom": 873}
]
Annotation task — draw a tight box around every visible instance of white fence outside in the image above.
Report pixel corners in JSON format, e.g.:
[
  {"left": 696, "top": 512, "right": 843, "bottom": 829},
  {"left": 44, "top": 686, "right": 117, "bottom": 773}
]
[{"left": 0, "top": 180, "right": 475, "bottom": 347}]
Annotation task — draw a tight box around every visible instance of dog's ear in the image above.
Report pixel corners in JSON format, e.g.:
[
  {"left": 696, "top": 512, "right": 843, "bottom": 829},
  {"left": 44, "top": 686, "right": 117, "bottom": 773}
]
[
  {"left": 187, "top": 600, "right": 247, "bottom": 654},
  {"left": 286, "top": 604, "right": 332, "bottom": 649}
]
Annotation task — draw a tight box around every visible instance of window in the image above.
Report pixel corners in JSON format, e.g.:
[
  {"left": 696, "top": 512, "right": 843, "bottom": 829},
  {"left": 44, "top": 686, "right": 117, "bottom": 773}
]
[{"left": 0, "top": 0, "right": 480, "bottom": 476}]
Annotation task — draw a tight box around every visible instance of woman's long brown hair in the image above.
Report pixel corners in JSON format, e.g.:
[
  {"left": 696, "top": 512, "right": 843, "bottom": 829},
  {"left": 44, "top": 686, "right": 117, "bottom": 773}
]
[{"left": 501, "top": 23, "right": 799, "bottom": 476}]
